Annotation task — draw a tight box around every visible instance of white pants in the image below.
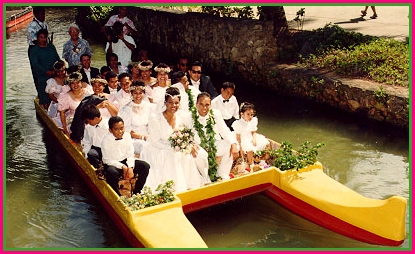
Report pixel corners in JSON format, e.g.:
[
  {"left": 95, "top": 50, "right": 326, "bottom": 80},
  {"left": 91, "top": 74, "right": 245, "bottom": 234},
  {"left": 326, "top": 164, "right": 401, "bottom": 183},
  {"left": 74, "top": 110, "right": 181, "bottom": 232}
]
[{"left": 215, "top": 139, "right": 234, "bottom": 180}]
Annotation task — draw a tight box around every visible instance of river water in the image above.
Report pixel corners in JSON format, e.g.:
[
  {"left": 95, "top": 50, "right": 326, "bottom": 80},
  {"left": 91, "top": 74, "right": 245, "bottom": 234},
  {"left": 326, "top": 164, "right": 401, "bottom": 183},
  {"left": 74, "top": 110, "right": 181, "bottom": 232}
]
[{"left": 5, "top": 7, "right": 410, "bottom": 249}]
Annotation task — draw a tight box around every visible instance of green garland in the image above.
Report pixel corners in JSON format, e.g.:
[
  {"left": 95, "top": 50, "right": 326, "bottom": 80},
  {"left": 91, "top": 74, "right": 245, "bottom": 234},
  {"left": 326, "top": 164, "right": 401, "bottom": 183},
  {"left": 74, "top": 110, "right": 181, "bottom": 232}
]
[
  {"left": 190, "top": 106, "right": 219, "bottom": 181},
  {"left": 186, "top": 88, "right": 195, "bottom": 110}
]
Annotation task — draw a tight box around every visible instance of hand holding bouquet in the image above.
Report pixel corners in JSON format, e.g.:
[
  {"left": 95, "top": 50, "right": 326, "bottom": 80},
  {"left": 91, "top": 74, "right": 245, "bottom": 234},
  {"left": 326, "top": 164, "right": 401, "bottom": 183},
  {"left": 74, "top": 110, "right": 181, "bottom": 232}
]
[{"left": 168, "top": 126, "right": 195, "bottom": 154}]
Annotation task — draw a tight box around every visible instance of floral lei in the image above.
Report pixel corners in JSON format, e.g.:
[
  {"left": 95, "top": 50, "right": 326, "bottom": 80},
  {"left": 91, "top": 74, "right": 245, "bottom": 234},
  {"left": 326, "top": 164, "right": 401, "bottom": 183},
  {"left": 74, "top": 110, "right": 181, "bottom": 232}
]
[
  {"left": 191, "top": 106, "right": 218, "bottom": 181},
  {"left": 186, "top": 88, "right": 194, "bottom": 110}
]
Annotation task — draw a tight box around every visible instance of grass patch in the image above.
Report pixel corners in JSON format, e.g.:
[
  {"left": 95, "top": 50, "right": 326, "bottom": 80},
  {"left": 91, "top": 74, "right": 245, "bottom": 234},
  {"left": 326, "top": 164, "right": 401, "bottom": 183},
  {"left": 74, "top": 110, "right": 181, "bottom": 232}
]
[{"left": 279, "top": 24, "right": 409, "bottom": 87}]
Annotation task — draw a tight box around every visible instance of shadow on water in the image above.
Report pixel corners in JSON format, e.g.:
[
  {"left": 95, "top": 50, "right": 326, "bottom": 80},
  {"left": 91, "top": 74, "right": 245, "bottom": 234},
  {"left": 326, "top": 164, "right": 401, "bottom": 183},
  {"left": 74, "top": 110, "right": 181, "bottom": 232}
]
[
  {"left": 186, "top": 193, "right": 378, "bottom": 249},
  {"left": 39, "top": 125, "right": 131, "bottom": 248}
]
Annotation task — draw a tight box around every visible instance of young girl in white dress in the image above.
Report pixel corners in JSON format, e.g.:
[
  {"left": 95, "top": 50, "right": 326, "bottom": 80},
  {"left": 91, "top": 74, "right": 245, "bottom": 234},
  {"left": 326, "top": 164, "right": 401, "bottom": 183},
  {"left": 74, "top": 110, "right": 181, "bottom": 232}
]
[
  {"left": 45, "top": 60, "right": 67, "bottom": 118},
  {"left": 232, "top": 102, "right": 269, "bottom": 169}
]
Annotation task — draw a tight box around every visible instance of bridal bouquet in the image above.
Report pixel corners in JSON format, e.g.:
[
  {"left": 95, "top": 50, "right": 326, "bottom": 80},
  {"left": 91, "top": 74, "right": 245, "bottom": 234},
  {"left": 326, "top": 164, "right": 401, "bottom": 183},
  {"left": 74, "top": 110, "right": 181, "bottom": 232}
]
[{"left": 168, "top": 125, "right": 195, "bottom": 154}]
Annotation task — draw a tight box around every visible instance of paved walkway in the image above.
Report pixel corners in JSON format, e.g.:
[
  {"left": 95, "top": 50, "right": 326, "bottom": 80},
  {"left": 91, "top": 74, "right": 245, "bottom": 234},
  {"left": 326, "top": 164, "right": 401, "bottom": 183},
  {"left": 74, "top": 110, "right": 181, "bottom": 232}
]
[{"left": 283, "top": 5, "right": 410, "bottom": 41}]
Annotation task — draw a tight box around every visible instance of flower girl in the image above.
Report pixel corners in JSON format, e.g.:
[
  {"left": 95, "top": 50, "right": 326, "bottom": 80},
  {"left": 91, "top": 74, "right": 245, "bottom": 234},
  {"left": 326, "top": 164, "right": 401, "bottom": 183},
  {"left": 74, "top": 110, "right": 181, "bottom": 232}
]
[{"left": 232, "top": 102, "right": 269, "bottom": 169}]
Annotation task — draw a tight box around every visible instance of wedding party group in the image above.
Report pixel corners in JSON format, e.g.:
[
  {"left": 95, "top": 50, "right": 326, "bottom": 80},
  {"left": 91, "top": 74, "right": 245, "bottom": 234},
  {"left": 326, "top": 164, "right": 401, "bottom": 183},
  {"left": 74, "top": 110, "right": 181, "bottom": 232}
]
[{"left": 27, "top": 6, "right": 270, "bottom": 196}]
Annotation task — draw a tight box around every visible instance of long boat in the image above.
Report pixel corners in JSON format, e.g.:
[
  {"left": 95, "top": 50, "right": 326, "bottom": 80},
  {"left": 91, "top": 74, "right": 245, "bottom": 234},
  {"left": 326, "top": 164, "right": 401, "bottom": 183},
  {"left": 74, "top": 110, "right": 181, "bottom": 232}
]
[
  {"left": 34, "top": 98, "right": 407, "bottom": 247},
  {"left": 6, "top": 7, "right": 33, "bottom": 32}
]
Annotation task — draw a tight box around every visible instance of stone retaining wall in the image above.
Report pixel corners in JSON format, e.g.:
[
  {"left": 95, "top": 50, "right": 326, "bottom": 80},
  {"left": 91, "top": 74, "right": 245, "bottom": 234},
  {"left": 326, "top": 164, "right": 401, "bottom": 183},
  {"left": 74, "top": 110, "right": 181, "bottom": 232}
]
[
  {"left": 79, "top": 6, "right": 409, "bottom": 128},
  {"left": 261, "top": 64, "right": 409, "bottom": 128},
  {"left": 131, "top": 7, "right": 278, "bottom": 76}
]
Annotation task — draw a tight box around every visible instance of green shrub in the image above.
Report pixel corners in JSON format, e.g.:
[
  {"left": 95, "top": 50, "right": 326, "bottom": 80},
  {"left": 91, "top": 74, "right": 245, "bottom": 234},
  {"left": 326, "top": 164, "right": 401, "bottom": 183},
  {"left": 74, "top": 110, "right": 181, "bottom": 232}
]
[
  {"left": 271, "top": 141, "right": 325, "bottom": 171},
  {"left": 301, "top": 38, "right": 409, "bottom": 86}
]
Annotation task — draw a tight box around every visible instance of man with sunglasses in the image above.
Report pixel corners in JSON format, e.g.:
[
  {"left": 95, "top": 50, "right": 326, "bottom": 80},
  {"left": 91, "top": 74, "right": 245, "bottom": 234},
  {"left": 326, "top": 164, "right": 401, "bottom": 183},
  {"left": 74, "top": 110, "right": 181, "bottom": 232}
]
[
  {"left": 176, "top": 56, "right": 189, "bottom": 72},
  {"left": 188, "top": 61, "right": 218, "bottom": 98}
]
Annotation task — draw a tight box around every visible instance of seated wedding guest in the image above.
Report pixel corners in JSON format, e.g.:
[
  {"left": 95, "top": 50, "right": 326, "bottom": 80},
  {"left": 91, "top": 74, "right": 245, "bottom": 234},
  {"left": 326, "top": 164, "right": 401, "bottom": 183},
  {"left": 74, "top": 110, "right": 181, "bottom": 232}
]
[
  {"left": 80, "top": 53, "right": 99, "bottom": 85},
  {"left": 101, "top": 116, "right": 150, "bottom": 196},
  {"left": 141, "top": 87, "right": 209, "bottom": 192},
  {"left": 211, "top": 81, "right": 239, "bottom": 131},
  {"left": 131, "top": 49, "right": 148, "bottom": 62},
  {"left": 151, "top": 63, "right": 171, "bottom": 108},
  {"left": 118, "top": 81, "right": 155, "bottom": 155},
  {"left": 192, "top": 92, "right": 239, "bottom": 181},
  {"left": 109, "top": 72, "right": 132, "bottom": 110},
  {"left": 99, "top": 66, "right": 111, "bottom": 79},
  {"left": 129, "top": 61, "right": 141, "bottom": 81},
  {"left": 171, "top": 71, "right": 200, "bottom": 112},
  {"left": 138, "top": 60, "right": 157, "bottom": 87},
  {"left": 81, "top": 104, "right": 110, "bottom": 170},
  {"left": 175, "top": 56, "right": 189, "bottom": 73},
  {"left": 188, "top": 61, "right": 218, "bottom": 98},
  {"left": 91, "top": 78, "right": 118, "bottom": 118},
  {"left": 58, "top": 72, "right": 86, "bottom": 135},
  {"left": 29, "top": 28, "right": 60, "bottom": 110},
  {"left": 103, "top": 71, "right": 120, "bottom": 95},
  {"left": 45, "top": 60, "right": 67, "bottom": 119},
  {"left": 107, "top": 52, "right": 127, "bottom": 75},
  {"left": 69, "top": 95, "right": 107, "bottom": 143},
  {"left": 62, "top": 23, "right": 93, "bottom": 67}
]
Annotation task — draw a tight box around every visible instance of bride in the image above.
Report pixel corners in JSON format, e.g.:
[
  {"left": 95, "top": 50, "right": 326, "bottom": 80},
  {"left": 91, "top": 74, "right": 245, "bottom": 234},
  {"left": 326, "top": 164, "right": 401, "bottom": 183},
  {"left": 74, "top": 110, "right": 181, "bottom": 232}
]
[{"left": 140, "top": 87, "right": 209, "bottom": 192}]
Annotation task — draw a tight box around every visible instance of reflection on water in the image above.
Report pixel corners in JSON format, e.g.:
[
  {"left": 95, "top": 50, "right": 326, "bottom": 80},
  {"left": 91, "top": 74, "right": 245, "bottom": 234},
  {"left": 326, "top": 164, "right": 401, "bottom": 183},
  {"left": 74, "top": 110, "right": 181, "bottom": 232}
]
[
  {"left": 187, "top": 194, "right": 377, "bottom": 248},
  {"left": 5, "top": 6, "right": 409, "bottom": 249}
]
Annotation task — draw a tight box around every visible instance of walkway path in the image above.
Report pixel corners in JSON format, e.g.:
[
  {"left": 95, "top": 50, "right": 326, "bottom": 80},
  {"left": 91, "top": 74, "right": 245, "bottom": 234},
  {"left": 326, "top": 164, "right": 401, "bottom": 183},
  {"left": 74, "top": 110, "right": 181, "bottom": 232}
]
[{"left": 283, "top": 5, "right": 410, "bottom": 41}]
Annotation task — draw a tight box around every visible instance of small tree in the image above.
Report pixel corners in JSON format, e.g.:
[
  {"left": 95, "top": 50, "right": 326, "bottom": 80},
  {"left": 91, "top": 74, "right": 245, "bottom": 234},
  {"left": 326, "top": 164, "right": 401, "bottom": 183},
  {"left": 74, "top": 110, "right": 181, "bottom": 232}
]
[{"left": 294, "top": 8, "right": 305, "bottom": 31}]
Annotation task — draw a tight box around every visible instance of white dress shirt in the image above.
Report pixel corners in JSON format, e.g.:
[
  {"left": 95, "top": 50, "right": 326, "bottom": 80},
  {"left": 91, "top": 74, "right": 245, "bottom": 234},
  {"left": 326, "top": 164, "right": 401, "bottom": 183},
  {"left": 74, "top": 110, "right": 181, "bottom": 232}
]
[
  {"left": 101, "top": 132, "right": 135, "bottom": 169},
  {"left": 211, "top": 94, "right": 239, "bottom": 120},
  {"left": 81, "top": 117, "right": 110, "bottom": 156},
  {"left": 196, "top": 109, "right": 237, "bottom": 144}
]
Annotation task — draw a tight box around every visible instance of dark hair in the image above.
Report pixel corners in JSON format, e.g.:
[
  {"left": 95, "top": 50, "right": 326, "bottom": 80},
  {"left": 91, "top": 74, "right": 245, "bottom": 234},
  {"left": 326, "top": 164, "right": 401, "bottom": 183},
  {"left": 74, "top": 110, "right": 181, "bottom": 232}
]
[
  {"left": 190, "top": 61, "right": 202, "bottom": 69},
  {"left": 221, "top": 81, "right": 236, "bottom": 90},
  {"left": 239, "top": 102, "right": 255, "bottom": 114},
  {"left": 165, "top": 87, "right": 181, "bottom": 102},
  {"left": 80, "top": 53, "right": 91, "bottom": 61},
  {"left": 53, "top": 60, "right": 66, "bottom": 71},
  {"left": 177, "top": 56, "right": 188, "bottom": 63},
  {"left": 106, "top": 52, "right": 119, "bottom": 66},
  {"left": 105, "top": 71, "right": 118, "bottom": 81},
  {"left": 196, "top": 92, "right": 211, "bottom": 102},
  {"left": 36, "top": 28, "right": 48, "bottom": 38},
  {"left": 100, "top": 66, "right": 111, "bottom": 75},
  {"left": 67, "top": 65, "right": 80, "bottom": 75},
  {"left": 113, "top": 21, "right": 124, "bottom": 34},
  {"left": 108, "top": 116, "right": 124, "bottom": 129},
  {"left": 131, "top": 80, "right": 145, "bottom": 87},
  {"left": 118, "top": 72, "right": 132, "bottom": 81},
  {"left": 82, "top": 104, "right": 101, "bottom": 120},
  {"left": 33, "top": 6, "right": 45, "bottom": 15},
  {"left": 171, "top": 71, "right": 186, "bottom": 84}
]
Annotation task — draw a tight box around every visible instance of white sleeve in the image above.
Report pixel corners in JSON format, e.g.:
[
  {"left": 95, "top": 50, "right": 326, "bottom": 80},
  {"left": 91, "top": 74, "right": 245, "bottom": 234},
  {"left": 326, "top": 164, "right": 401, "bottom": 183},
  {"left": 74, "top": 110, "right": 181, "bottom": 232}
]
[{"left": 81, "top": 126, "right": 93, "bottom": 157}]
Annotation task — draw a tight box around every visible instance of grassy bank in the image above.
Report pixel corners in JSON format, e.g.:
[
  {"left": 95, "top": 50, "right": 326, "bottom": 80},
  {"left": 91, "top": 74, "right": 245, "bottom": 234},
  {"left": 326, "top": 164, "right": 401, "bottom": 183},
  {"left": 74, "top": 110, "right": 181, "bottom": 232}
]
[{"left": 279, "top": 24, "right": 409, "bottom": 87}]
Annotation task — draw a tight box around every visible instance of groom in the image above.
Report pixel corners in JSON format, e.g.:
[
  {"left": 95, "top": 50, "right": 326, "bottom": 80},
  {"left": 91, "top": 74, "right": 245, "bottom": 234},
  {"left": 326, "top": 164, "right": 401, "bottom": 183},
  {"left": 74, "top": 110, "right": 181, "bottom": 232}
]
[{"left": 193, "top": 92, "right": 239, "bottom": 180}]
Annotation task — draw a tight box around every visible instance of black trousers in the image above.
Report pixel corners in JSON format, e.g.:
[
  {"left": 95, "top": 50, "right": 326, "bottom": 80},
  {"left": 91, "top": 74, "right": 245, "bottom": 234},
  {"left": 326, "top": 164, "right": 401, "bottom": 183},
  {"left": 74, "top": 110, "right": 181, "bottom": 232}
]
[
  {"left": 224, "top": 117, "right": 236, "bottom": 131},
  {"left": 87, "top": 146, "right": 102, "bottom": 169},
  {"left": 104, "top": 159, "right": 150, "bottom": 196}
]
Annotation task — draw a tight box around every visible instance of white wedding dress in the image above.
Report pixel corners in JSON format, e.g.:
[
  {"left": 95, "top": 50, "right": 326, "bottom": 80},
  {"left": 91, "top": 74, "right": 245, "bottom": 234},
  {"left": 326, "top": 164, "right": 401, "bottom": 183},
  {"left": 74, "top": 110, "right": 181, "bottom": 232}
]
[{"left": 140, "top": 110, "right": 205, "bottom": 192}]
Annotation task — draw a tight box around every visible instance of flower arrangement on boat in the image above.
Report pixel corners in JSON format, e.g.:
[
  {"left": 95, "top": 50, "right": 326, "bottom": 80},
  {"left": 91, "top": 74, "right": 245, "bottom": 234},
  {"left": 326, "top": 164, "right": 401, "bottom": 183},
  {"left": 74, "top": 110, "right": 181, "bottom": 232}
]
[
  {"left": 168, "top": 126, "right": 195, "bottom": 154},
  {"left": 120, "top": 180, "right": 175, "bottom": 211},
  {"left": 254, "top": 141, "right": 325, "bottom": 171}
]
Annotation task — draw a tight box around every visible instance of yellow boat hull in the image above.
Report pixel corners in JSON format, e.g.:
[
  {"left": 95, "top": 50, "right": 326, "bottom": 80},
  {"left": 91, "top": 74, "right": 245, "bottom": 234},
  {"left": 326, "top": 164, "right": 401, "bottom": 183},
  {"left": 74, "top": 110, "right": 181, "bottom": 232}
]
[{"left": 34, "top": 99, "right": 406, "bottom": 247}]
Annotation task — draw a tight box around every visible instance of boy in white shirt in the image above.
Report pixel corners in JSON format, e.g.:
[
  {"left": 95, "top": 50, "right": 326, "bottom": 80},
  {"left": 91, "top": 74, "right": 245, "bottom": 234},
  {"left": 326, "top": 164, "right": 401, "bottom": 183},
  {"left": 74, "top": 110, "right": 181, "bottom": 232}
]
[
  {"left": 81, "top": 104, "right": 109, "bottom": 171},
  {"left": 211, "top": 82, "right": 239, "bottom": 131},
  {"left": 101, "top": 116, "right": 150, "bottom": 196}
]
